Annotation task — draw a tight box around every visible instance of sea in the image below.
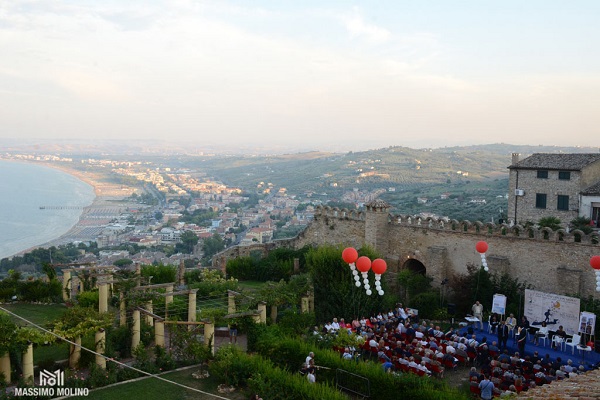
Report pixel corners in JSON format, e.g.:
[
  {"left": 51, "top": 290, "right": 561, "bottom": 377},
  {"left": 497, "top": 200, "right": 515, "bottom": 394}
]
[{"left": 0, "top": 160, "right": 96, "bottom": 260}]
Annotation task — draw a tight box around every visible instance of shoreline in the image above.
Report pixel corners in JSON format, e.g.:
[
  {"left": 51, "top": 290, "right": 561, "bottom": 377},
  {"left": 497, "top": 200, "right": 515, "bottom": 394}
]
[{"left": 8, "top": 160, "right": 139, "bottom": 258}]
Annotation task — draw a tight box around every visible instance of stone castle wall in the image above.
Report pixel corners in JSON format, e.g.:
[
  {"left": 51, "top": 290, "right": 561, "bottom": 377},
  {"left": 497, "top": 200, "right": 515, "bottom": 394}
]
[{"left": 214, "top": 206, "right": 600, "bottom": 298}]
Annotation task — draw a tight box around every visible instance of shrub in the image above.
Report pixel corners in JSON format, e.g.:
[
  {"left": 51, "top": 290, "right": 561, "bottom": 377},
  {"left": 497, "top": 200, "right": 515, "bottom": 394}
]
[
  {"left": 277, "top": 311, "right": 316, "bottom": 336},
  {"left": 77, "top": 290, "right": 99, "bottom": 309},
  {"left": 106, "top": 325, "right": 131, "bottom": 359}
]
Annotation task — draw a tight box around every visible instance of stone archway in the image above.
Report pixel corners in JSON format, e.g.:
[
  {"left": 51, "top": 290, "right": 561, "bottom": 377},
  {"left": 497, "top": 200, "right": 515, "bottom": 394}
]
[{"left": 403, "top": 258, "right": 426, "bottom": 275}]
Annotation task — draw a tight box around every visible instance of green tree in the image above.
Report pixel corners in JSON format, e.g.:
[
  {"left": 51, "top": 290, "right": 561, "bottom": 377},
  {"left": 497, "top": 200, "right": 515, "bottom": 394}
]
[
  {"left": 180, "top": 231, "right": 199, "bottom": 254},
  {"left": 113, "top": 258, "right": 134, "bottom": 268},
  {"left": 202, "top": 233, "right": 224, "bottom": 263},
  {"left": 307, "top": 245, "right": 391, "bottom": 323}
]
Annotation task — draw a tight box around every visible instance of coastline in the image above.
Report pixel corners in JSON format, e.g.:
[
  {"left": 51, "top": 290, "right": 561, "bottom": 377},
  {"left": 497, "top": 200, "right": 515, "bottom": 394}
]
[{"left": 10, "top": 161, "right": 139, "bottom": 257}]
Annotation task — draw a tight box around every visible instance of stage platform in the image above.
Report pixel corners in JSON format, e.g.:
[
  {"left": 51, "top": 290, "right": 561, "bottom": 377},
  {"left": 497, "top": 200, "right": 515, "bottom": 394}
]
[{"left": 457, "top": 322, "right": 600, "bottom": 370}]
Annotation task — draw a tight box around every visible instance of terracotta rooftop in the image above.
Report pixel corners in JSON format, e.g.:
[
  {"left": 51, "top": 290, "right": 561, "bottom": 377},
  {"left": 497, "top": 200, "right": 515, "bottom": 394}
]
[
  {"left": 516, "top": 368, "right": 600, "bottom": 399},
  {"left": 509, "top": 153, "right": 600, "bottom": 171}
]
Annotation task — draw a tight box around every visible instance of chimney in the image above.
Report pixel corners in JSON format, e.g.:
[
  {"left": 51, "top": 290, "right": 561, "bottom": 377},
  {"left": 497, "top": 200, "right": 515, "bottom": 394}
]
[{"left": 511, "top": 153, "right": 520, "bottom": 165}]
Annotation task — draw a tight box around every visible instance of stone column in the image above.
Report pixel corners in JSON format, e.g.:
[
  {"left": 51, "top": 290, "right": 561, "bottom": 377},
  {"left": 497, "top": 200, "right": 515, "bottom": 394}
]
[
  {"left": 187, "top": 290, "right": 197, "bottom": 329},
  {"left": 98, "top": 282, "right": 108, "bottom": 313},
  {"left": 69, "top": 337, "right": 81, "bottom": 369},
  {"left": 165, "top": 284, "right": 174, "bottom": 305},
  {"left": 0, "top": 352, "right": 10, "bottom": 383},
  {"left": 228, "top": 291, "right": 236, "bottom": 314},
  {"left": 204, "top": 322, "right": 215, "bottom": 355},
  {"left": 293, "top": 258, "right": 300, "bottom": 273},
  {"left": 155, "top": 321, "right": 165, "bottom": 347},
  {"left": 119, "top": 292, "right": 126, "bottom": 327},
  {"left": 301, "top": 296, "right": 309, "bottom": 313},
  {"left": 22, "top": 343, "right": 34, "bottom": 383},
  {"left": 253, "top": 312, "right": 261, "bottom": 323},
  {"left": 135, "top": 264, "right": 141, "bottom": 287},
  {"left": 178, "top": 259, "right": 185, "bottom": 286},
  {"left": 146, "top": 301, "right": 154, "bottom": 326},
  {"left": 270, "top": 305, "right": 278, "bottom": 323},
  {"left": 95, "top": 329, "right": 106, "bottom": 369},
  {"left": 132, "top": 310, "right": 140, "bottom": 350},
  {"left": 62, "top": 270, "right": 71, "bottom": 301},
  {"left": 258, "top": 302, "right": 267, "bottom": 324},
  {"left": 308, "top": 292, "right": 315, "bottom": 313}
]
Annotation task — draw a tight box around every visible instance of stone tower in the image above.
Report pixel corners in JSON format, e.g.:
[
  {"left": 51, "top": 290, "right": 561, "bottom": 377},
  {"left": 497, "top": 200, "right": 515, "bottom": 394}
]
[{"left": 364, "top": 199, "right": 390, "bottom": 255}]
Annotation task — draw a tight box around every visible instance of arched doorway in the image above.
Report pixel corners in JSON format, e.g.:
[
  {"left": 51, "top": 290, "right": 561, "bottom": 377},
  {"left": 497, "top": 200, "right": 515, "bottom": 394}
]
[{"left": 403, "top": 258, "right": 426, "bottom": 275}]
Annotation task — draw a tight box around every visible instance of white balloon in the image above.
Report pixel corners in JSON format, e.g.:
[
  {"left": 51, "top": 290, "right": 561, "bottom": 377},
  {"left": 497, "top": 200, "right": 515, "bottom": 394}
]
[
  {"left": 378, "top": 290, "right": 384, "bottom": 296},
  {"left": 355, "top": 282, "right": 361, "bottom": 287},
  {"left": 365, "top": 285, "right": 371, "bottom": 290},
  {"left": 484, "top": 267, "right": 489, "bottom": 272},
  {"left": 366, "top": 290, "right": 372, "bottom": 295},
  {"left": 350, "top": 263, "right": 355, "bottom": 268},
  {"left": 375, "top": 275, "right": 381, "bottom": 280},
  {"left": 352, "top": 270, "right": 358, "bottom": 276}
]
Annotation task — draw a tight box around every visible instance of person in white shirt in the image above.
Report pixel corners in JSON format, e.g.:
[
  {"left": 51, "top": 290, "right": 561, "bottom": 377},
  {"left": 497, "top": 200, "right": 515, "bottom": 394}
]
[
  {"left": 307, "top": 368, "right": 316, "bottom": 383},
  {"left": 306, "top": 352, "right": 314, "bottom": 366},
  {"left": 534, "top": 322, "right": 548, "bottom": 345},
  {"left": 331, "top": 318, "right": 340, "bottom": 331},
  {"left": 445, "top": 342, "right": 456, "bottom": 354},
  {"left": 472, "top": 301, "right": 484, "bottom": 330}
]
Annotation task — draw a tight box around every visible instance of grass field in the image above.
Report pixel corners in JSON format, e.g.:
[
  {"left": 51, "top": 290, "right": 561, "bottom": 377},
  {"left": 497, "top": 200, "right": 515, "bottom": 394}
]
[
  {"left": 69, "top": 366, "right": 248, "bottom": 400},
  {"left": 0, "top": 302, "right": 68, "bottom": 326},
  {"left": 236, "top": 281, "right": 266, "bottom": 292},
  {"left": 0, "top": 303, "right": 71, "bottom": 363}
]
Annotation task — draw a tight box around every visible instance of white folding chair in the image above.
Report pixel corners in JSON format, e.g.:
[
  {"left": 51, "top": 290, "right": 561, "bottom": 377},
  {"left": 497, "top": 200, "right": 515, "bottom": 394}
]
[
  {"left": 552, "top": 335, "right": 565, "bottom": 351},
  {"left": 537, "top": 332, "right": 549, "bottom": 347},
  {"left": 565, "top": 334, "right": 581, "bottom": 355}
]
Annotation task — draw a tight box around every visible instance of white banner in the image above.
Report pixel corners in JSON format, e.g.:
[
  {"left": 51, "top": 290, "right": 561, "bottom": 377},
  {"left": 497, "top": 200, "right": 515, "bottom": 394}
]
[
  {"left": 524, "top": 289, "right": 580, "bottom": 336},
  {"left": 492, "top": 294, "right": 507, "bottom": 316}
]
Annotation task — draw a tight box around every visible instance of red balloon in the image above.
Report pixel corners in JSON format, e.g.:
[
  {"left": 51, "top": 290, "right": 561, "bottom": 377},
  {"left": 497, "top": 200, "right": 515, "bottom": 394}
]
[
  {"left": 342, "top": 247, "right": 359, "bottom": 264},
  {"left": 355, "top": 256, "right": 372, "bottom": 273},
  {"left": 475, "top": 241, "right": 488, "bottom": 254},
  {"left": 371, "top": 258, "right": 387, "bottom": 275},
  {"left": 590, "top": 255, "right": 600, "bottom": 270}
]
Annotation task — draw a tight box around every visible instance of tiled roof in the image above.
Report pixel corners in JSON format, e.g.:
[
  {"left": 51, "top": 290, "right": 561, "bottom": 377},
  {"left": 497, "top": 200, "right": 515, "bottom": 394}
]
[
  {"left": 509, "top": 153, "right": 600, "bottom": 171},
  {"left": 582, "top": 180, "right": 600, "bottom": 195}
]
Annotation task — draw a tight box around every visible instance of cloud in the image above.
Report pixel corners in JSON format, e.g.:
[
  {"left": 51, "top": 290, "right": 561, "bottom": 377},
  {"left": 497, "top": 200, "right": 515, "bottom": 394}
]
[{"left": 340, "top": 7, "right": 391, "bottom": 43}]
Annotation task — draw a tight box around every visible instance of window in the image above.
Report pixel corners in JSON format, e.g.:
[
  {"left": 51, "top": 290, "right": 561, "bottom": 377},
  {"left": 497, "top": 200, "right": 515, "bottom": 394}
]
[
  {"left": 558, "top": 171, "right": 571, "bottom": 180},
  {"left": 537, "top": 170, "right": 548, "bottom": 179},
  {"left": 557, "top": 195, "right": 569, "bottom": 211},
  {"left": 535, "top": 193, "right": 547, "bottom": 209}
]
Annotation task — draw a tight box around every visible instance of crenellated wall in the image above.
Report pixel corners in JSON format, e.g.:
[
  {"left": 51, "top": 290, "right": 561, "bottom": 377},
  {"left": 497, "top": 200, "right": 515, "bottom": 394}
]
[{"left": 214, "top": 205, "right": 600, "bottom": 298}]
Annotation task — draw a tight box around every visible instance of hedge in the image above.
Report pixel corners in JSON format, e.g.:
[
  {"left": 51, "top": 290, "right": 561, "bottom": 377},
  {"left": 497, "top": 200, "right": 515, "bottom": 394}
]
[
  {"left": 209, "top": 346, "right": 346, "bottom": 400},
  {"left": 251, "top": 326, "right": 469, "bottom": 400}
]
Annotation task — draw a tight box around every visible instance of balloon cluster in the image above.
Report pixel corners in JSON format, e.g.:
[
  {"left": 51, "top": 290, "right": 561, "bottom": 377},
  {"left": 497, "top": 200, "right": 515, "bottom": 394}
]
[
  {"left": 476, "top": 241, "right": 489, "bottom": 271},
  {"left": 342, "top": 247, "right": 387, "bottom": 296},
  {"left": 591, "top": 256, "right": 600, "bottom": 292}
]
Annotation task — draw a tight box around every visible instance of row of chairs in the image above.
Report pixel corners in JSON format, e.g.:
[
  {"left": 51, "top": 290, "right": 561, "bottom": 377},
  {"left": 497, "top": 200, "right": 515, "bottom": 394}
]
[{"left": 527, "top": 332, "right": 588, "bottom": 355}]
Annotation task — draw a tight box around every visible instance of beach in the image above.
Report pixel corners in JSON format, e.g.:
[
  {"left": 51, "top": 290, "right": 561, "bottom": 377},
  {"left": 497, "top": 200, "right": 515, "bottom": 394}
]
[{"left": 18, "top": 162, "right": 141, "bottom": 252}]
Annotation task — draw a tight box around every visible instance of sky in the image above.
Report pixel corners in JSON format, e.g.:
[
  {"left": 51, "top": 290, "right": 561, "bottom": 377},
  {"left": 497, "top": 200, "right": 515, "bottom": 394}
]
[{"left": 1, "top": 0, "right": 599, "bottom": 151}]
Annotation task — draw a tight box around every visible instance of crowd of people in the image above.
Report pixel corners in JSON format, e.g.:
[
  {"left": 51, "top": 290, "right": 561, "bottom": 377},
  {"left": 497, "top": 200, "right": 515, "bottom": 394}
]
[
  {"left": 302, "top": 302, "right": 592, "bottom": 397},
  {"left": 304, "top": 303, "right": 480, "bottom": 380},
  {"left": 469, "top": 348, "right": 587, "bottom": 397}
]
